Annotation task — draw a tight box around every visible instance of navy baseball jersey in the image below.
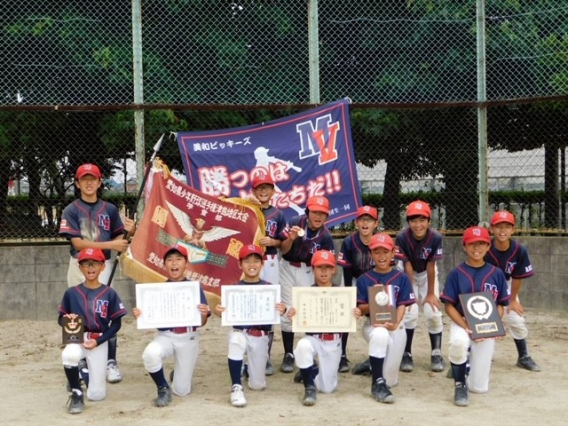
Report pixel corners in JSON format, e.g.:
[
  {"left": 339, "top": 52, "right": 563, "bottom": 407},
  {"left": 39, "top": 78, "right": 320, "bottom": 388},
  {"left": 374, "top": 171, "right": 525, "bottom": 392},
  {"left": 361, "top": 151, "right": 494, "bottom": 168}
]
[
  {"left": 262, "top": 206, "right": 287, "bottom": 257},
  {"left": 59, "top": 199, "right": 125, "bottom": 260},
  {"left": 356, "top": 269, "right": 416, "bottom": 312},
  {"left": 282, "top": 215, "right": 334, "bottom": 264},
  {"left": 440, "top": 262, "right": 510, "bottom": 316},
  {"left": 58, "top": 284, "right": 127, "bottom": 332},
  {"left": 394, "top": 228, "right": 443, "bottom": 273},
  {"left": 337, "top": 233, "right": 375, "bottom": 279},
  {"left": 233, "top": 279, "right": 273, "bottom": 333},
  {"left": 485, "top": 240, "right": 534, "bottom": 281},
  {"left": 159, "top": 278, "right": 210, "bottom": 331}
]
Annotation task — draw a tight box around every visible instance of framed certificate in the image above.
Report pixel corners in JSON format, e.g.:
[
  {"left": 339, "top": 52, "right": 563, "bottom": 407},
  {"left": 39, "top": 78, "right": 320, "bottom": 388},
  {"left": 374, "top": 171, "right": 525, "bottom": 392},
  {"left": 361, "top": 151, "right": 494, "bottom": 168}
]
[
  {"left": 459, "top": 291, "right": 506, "bottom": 339},
  {"left": 368, "top": 285, "right": 397, "bottom": 325},
  {"left": 135, "top": 281, "right": 203, "bottom": 329},
  {"left": 221, "top": 284, "right": 281, "bottom": 326},
  {"left": 292, "top": 287, "right": 357, "bottom": 333}
]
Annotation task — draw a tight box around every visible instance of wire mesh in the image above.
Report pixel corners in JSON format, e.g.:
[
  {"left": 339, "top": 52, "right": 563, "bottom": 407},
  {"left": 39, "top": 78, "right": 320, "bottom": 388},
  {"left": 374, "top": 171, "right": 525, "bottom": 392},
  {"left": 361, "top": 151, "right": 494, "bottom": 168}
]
[{"left": 1, "top": 1, "right": 568, "bottom": 240}]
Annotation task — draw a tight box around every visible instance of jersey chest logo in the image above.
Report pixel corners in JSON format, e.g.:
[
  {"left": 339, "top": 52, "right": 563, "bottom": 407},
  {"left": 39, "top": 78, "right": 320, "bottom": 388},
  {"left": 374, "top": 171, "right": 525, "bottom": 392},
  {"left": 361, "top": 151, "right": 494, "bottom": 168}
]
[
  {"left": 309, "top": 242, "right": 322, "bottom": 254},
  {"left": 483, "top": 283, "right": 499, "bottom": 300},
  {"left": 98, "top": 214, "right": 111, "bottom": 231},
  {"left": 95, "top": 300, "right": 109, "bottom": 318},
  {"left": 421, "top": 247, "right": 432, "bottom": 260},
  {"left": 505, "top": 261, "right": 516, "bottom": 275}
]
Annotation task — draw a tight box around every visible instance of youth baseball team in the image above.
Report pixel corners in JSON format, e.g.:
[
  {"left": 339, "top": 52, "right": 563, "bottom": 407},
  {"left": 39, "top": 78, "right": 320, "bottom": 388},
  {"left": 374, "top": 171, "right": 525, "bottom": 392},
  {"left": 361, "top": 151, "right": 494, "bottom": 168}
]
[{"left": 57, "top": 164, "right": 540, "bottom": 414}]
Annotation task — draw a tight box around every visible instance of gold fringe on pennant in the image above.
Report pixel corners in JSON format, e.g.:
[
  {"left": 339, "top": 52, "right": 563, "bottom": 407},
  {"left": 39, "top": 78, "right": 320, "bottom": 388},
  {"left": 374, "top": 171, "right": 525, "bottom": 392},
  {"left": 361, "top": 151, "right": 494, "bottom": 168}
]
[
  {"left": 120, "top": 253, "right": 167, "bottom": 284},
  {"left": 224, "top": 196, "right": 267, "bottom": 251},
  {"left": 152, "top": 158, "right": 171, "bottom": 179}
]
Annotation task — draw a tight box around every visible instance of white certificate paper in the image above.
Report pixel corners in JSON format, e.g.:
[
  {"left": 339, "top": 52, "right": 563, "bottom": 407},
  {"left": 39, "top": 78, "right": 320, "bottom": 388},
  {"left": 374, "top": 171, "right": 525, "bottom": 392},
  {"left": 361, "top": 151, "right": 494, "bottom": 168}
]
[
  {"left": 135, "top": 281, "right": 203, "bottom": 329},
  {"left": 292, "top": 287, "right": 357, "bottom": 333},
  {"left": 221, "top": 284, "right": 281, "bottom": 326}
]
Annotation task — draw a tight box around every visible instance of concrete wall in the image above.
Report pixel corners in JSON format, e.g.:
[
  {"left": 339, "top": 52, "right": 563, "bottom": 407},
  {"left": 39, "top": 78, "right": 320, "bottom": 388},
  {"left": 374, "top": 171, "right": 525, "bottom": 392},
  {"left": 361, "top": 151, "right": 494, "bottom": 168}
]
[{"left": 0, "top": 237, "right": 566, "bottom": 320}]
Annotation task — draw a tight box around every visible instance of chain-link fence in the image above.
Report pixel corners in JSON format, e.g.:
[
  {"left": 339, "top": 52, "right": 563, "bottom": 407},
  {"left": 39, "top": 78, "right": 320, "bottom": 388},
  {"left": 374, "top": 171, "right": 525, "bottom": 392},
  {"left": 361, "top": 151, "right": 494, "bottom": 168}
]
[{"left": 1, "top": 1, "right": 568, "bottom": 240}]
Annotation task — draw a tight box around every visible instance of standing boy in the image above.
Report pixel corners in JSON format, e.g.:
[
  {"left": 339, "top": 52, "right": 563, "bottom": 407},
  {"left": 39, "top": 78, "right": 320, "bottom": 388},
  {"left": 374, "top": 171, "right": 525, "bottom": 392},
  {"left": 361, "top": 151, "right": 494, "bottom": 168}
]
[
  {"left": 58, "top": 248, "right": 127, "bottom": 414},
  {"left": 287, "top": 250, "right": 361, "bottom": 406},
  {"left": 395, "top": 200, "right": 445, "bottom": 373},
  {"left": 486, "top": 211, "right": 540, "bottom": 371},
  {"left": 441, "top": 226, "right": 510, "bottom": 407},
  {"left": 59, "top": 163, "right": 136, "bottom": 383},
  {"left": 337, "top": 205, "right": 379, "bottom": 373},
  {"left": 215, "top": 244, "right": 286, "bottom": 407},
  {"left": 133, "top": 244, "right": 210, "bottom": 407},
  {"left": 278, "top": 196, "right": 335, "bottom": 373},
  {"left": 251, "top": 174, "right": 287, "bottom": 375}
]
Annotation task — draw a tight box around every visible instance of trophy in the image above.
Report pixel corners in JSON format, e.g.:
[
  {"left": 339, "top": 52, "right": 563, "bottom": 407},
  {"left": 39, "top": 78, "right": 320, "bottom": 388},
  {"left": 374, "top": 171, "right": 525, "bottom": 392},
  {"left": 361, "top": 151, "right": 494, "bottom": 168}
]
[
  {"left": 62, "top": 316, "right": 84, "bottom": 344},
  {"left": 368, "top": 285, "right": 397, "bottom": 325},
  {"left": 459, "top": 291, "right": 505, "bottom": 339}
]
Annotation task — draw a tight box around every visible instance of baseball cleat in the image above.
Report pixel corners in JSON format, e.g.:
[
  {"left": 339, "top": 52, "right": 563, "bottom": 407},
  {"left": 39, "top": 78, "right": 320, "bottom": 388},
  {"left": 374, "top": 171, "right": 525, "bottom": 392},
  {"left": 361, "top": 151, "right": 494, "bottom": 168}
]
[
  {"left": 338, "top": 356, "right": 350, "bottom": 373},
  {"left": 431, "top": 354, "right": 446, "bottom": 372},
  {"left": 371, "top": 379, "right": 395, "bottom": 404},
  {"left": 106, "top": 361, "right": 123, "bottom": 383},
  {"left": 67, "top": 391, "right": 85, "bottom": 414},
  {"left": 351, "top": 359, "right": 371, "bottom": 376},
  {"left": 446, "top": 368, "right": 454, "bottom": 379},
  {"left": 281, "top": 353, "right": 295, "bottom": 373},
  {"left": 454, "top": 382, "right": 469, "bottom": 407},
  {"left": 241, "top": 363, "right": 249, "bottom": 379},
  {"left": 265, "top": 360, "right": 274, "bottom": 376},
  {"left": 400, "top": 352, "right": 414, "bottom": 373},
  {"left": 155, "top": 386, "right": 172, "bottom": 407},
  {"left": 78, "top": 359, "right": 90, "bottom": 388},
  {"left": 294, "top": 370, "right": 303, "bottom": 383},
  {"left": 516, "top": 355, "right": 541, "bottom": 372},
  {"left": 230, "top": 384, "right": 247, "bottom": 407},
  {"left": 302, "top": 385, "right": 317, "bottom": 406}
]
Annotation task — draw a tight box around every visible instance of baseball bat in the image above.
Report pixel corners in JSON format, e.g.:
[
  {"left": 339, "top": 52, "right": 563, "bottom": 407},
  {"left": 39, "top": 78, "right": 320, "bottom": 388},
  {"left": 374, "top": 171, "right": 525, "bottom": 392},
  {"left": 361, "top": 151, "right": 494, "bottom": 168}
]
[{"left": 106, "top": 134, "right": 165, "bottom": 287}]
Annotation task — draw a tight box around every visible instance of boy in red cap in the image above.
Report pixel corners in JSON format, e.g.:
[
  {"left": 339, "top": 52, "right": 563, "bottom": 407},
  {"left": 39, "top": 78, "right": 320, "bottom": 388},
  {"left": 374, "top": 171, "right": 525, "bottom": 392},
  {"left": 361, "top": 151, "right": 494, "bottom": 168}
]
[
  {"left": 250, "top": 173, "right": 287, "bottom": 375},
  {"left": 58, "top": 248, "right": 127, "bottom": 414},
  {"left": 215, "top": 244, "right": 286, "bottom": 407},
  {"left": 486, "top": 211, "right": 539, "bottom": 371},
  {"left": 356, "top": 233, "right": 416, "bottom": 404},
  {"left": 394, "top": 200, "right": 445, "bottom": 373},
  {"left": 337, "top": 205, "right": 379, "bottom": 373},
  {"left": 287, "top": 250, "right": 361, "bottom": 406},
  {"left": 59, "top": 163, "right": 136, "bottom": 383},
  {"left": 441, "top": 226, "right": 509, "bottom": 406},
  {"left": 133, "top": 244, "right": 210, "bottom": 408},
  {"left": 278, "top": 195, "right": 335, "bottom": 373}
]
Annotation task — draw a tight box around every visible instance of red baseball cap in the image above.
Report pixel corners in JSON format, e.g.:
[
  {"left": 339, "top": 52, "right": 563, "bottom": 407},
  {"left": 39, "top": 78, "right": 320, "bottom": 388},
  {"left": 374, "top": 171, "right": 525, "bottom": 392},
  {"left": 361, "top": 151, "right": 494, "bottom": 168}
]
[
  {"left": 163, "top": 244, "right": 189, "bottom": 261},
  {"left": 406, "top": 200, "right": 431, "bottom": 219},
  {"left": 251, "top": 174, "right": 275, "bottom": 189},
  {"left": 356, "top": 206, "right": 378, "bottom": 220},
  {"left": 239, "top": 244, "right": 264, "bottom": 260},
  {"left": 311, "top": 250, "right": 336, "bottom": 267},
  {"left": 76, "top": 163, "right": 102, "bottom": 179},
  {"left": 369, "top": 233, "right": 394, "bottom": 250},
  {"left": 77, "top": 248, "right": 105, "bottom": 263},
  {"left": 306, "top": 196, "right": 330, "bottom": 215},
  {"left": 490, "top": 211, "right": 515, "bottom": 226},
  {"left": 462, "top": 226, "right": 491, "bottom": 245}
]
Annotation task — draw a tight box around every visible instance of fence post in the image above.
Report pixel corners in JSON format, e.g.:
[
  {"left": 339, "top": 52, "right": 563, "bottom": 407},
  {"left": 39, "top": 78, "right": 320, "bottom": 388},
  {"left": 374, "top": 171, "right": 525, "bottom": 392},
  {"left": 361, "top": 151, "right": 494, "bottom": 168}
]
[
  {"left": 308, "top": 0, "right": 320, "bottom": 104},
  {"left": 132, "top": 0, "right": 145, "bottom": 218},
  {"left": 477, "top": 0, "right": 489, "bottom": 225}
]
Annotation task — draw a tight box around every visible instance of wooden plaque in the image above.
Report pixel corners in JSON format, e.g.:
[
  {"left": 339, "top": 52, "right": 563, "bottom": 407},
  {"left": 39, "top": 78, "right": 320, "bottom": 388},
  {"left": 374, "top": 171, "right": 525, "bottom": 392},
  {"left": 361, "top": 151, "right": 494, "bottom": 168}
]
[
  {"left": 62, "top": 316, "right": 84, "bottom": 344},
  {"left": 368, "top": 285, "right": 397, "bottom": 325},
  {"left": 459, "top": 291, "right": 505, "bottom": 339}
]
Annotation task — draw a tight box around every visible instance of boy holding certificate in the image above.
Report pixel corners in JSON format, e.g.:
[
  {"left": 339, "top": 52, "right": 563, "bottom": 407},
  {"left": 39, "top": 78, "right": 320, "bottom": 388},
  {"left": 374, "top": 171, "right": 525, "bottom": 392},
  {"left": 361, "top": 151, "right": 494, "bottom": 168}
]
[
  {"left": 356, "top": 234, "right": 416, "bottom": 404},
  {"left": 132, "top": 245, "right": 210, "bottom": 408},
  {"left": 215, "top": 244, "right": 286, "bottom": 408},
  {"left": 287, "top": 250, "right": 362, "bottom": 406}
]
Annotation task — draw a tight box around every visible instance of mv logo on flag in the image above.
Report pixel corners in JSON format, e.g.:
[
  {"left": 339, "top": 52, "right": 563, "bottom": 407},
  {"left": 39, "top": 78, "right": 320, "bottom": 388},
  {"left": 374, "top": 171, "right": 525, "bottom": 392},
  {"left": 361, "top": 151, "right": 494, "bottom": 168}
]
[{"left": 296, "top": 114, "right": 340, "bottom": 165}]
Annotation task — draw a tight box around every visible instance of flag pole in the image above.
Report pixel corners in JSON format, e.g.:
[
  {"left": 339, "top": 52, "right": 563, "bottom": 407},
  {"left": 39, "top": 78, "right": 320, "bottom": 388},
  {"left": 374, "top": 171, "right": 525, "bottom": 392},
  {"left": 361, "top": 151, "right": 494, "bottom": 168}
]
[{"left": 106, "top": 134, "right": 165, "bottom": 287}]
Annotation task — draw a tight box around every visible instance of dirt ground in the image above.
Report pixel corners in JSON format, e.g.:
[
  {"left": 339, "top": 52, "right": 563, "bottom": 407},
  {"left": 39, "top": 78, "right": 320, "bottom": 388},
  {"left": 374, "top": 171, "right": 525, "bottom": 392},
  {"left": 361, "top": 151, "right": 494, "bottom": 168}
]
[{"left": 1, "top": 310, "right": 567, "bottom": 426}]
